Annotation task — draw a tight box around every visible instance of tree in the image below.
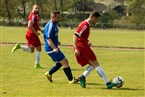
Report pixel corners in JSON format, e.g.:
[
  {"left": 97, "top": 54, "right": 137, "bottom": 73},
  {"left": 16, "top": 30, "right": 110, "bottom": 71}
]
[
  {"left": 127, "top": 0, "right": 145, "bottom": 24},
  {"left": 54, "top": 0, "right": 58, "bottom": 10},
  {"left": 49, "top": 0, "right": 58, "bottom": 11},
  {"left": 15, "top": 0, "right": 27, "bottom": 20},
  {"left": 59, "top": 0, "right": 64, "bottom": 15},
  {"left": 4, "top": 0, "right": 11, "bottom": 20},
  {"left": 21, "top": 0, "right": 27, "bottom": 19}
]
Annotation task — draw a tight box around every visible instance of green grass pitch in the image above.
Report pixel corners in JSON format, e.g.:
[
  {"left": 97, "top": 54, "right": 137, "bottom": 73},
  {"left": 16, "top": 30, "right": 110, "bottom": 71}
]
[{"left": 0, "top": 26, "right": 145, "bottom": 97}]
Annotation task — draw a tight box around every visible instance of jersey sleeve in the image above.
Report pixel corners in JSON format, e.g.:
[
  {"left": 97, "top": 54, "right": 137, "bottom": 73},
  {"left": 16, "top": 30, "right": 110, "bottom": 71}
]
[
  {"left": 45, "top": 22, "right": 53, "bottom": 39},
  {"left": 28, "top": 13, "right": 35, "bottom": 22},
  {"left": 75, "top": 22, "right": 88, "bottom": 37}
]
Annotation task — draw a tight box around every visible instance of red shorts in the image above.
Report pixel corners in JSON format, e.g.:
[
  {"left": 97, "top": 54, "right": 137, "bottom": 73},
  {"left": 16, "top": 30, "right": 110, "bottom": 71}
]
[
  {"left": 74, "top": 46, "right": 96, "bottom": 67},
  {"left": 26, "top": 32, "right": 41, "bottom": 47}
]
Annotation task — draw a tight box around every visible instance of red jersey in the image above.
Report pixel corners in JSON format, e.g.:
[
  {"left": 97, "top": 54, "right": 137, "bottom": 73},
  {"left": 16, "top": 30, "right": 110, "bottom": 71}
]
[
  {"left": 27, "top": 12, "right": 40, "bottom": 33},
  {"left": 75, "top": 20, "right": 90, "bottom": 47},
  {"left": 74, "top": 20, "right": 96, "bottom": 66}
]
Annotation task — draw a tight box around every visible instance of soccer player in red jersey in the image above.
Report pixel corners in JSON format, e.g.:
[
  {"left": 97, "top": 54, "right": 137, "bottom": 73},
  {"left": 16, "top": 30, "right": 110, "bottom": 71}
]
[
  {"left": 73, "top": 11, "right": 118, "bottom": 89},
  {"left": 12, "top": 4, "right": 43, "bottom": 69}
]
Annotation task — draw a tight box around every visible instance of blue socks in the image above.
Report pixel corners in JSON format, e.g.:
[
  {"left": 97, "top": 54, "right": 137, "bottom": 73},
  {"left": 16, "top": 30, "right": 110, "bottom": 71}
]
[
  {"left": 49, "top": 63, "right": 73, "bottom": 81},
  {"left": 63, "top": 67, "right": 73, "bottom": 81},
  {"left": 49, "top": 62, "right": 62, "bottom": 75}
]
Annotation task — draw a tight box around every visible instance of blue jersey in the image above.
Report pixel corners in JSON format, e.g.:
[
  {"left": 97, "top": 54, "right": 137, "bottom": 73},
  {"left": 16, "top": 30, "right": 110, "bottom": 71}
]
[{"left": 44, "top": 21, "right": 59, "bottom": 52}]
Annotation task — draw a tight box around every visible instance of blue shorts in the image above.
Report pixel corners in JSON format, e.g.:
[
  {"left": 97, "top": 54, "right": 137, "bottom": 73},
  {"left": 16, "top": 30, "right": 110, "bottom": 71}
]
[{"left": 48, "top": 49, "right": 65, "bottom": 62}]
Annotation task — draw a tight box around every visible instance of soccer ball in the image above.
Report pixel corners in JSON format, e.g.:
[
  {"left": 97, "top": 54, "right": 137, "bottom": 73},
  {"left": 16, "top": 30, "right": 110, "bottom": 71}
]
[{"left": 113, "top": 76, "right": 124, "bottom": 88}]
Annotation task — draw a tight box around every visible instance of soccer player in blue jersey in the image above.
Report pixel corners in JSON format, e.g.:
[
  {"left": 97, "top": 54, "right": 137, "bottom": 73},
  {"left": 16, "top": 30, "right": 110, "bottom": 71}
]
[{"left": 44, "top": 11, "right": 76, "bottom": 84}]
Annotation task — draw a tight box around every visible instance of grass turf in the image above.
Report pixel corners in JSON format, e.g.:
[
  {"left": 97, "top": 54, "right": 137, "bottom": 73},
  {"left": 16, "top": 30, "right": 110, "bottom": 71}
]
[
  {"left": 1, "top": 46, "right": 144, "bottom": 97},
  {"left": 1, "top": 26, "right": 145, "bottom": 48},
  {"left": 0, "top": 26, "right": 145, "bottom": 97}
]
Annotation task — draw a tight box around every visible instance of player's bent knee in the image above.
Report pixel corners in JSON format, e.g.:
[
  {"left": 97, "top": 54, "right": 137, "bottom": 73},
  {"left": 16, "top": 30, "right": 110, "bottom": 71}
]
[
  {"left": 59, "top": 58, "right": 69, "bottom": 67},
  {"left": 36, "top": 47, "right": 41, "bottom": 51},
  {"left": 31, "top": 50, "right": 34, "bottom": 53},
  {"left": 89, "top": 60, "right": 100, "bottom": 68},
  {"left": 30, "top": 48, "right": 34, "bottom": 53}
]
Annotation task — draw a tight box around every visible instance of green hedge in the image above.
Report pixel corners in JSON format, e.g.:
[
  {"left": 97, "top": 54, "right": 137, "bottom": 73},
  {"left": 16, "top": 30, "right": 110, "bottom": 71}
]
[{"left": 0, "top": 20, "right": 145, "bottom": 30}]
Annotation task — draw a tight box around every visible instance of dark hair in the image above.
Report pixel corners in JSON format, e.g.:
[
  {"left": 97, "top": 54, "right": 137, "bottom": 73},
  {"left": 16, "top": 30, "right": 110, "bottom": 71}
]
[
  {"left": 51, "top": 11, "right": 60, "bottom": 17},
  {"left": 89, "top": 11, "right": 100, "bottom": 18}
]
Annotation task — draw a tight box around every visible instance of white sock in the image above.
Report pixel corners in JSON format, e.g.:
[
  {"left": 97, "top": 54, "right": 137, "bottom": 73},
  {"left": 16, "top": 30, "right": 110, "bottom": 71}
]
[
  {"left": 96, "top": 66, "right": 109, "bottom": 83},
  {"left": 35, "top": 51, "right": 40, "bottom": 64},
  {"left": 21, "top": 46, "right": 31, "bottom": 53},
  {"left": 83, "top": 65, "right": 94, "bottom": 78}
]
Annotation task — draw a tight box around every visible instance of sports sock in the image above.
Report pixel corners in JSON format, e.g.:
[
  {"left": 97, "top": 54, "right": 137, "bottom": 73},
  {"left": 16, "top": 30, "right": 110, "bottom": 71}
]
[
  {"left": 96, "top": 66, "right": 109, "bottom": 83},
  {"left": 49, "top": 62, "right": 62, "bottom": 75},
  {"left": 83, "top": 65, "right": 94, "bottom": 78},
  {"left": 35, "top": 51, "right": 40, "bottom": 64},
  {"left": 21, "top": 46, "right": 31, "bottom": 53},
  {"left": 63, "top": 67, "right": 73, "bottom": 81}
]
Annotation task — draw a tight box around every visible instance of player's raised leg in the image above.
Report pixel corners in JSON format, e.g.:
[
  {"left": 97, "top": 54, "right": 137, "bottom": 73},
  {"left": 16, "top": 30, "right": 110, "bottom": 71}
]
[
  {"left": 12, "top": 43, "right": 32, "bottom": 53},
  {"left": 12, "top": 43, "right": 43, "bottom": 68},
  {"left": 12, "top": 43, "right": 21, "bottom": 52}
]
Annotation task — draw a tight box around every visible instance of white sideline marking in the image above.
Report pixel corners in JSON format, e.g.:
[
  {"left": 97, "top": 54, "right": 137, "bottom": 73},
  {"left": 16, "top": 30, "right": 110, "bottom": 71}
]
[
  {"left": 108, "top": 68, "right": 144, "bottom": 74},
  {"left": 1, "top": 78, "right": 65, "bottom": 87},
  {"left": 1, "top": 68, "right": 144, "bottom": 87},
  {"left": 1, "top": 79, "right": 46, "bottom": 87}
]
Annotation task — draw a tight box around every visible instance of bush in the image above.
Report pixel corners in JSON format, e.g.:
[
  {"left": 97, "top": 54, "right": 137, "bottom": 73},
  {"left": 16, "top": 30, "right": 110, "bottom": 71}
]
[{"left": 1, "top": 18, "right": 145, "bottom": 30}]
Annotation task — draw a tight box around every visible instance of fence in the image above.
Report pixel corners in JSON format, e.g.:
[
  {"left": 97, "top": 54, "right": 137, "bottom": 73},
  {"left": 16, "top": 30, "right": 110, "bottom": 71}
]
[{"left": 0, "top": 19, "right": 145, "bottom": 30}]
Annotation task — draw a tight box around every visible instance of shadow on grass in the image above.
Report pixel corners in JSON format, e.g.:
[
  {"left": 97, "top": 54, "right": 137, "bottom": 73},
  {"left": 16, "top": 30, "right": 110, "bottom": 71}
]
[
  {"left": 70, "top": 68, "right": 84, "bottom": 71},
  {"left": 80, "top": 83, "right": 103, "bottom": 89},
  {"left": 87, "top": 82, "right": 103, "bottom": 86},
  {"left": 101, "top": 87, "right": 144, "bottom": 91},
  {"left": 42, "top": 67, "right": 84, "bottom": 71},
  {"left": 80, "top": 83, "right": 144, "bottom": 91},
  {"left": 114, "top": 87, "right": 144, "bottom": 91}
]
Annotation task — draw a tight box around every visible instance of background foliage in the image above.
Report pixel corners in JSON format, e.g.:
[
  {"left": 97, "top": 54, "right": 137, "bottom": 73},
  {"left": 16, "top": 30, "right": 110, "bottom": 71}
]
[{"left": 0, "top": 0, "right": 145, "bottom": 29}]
